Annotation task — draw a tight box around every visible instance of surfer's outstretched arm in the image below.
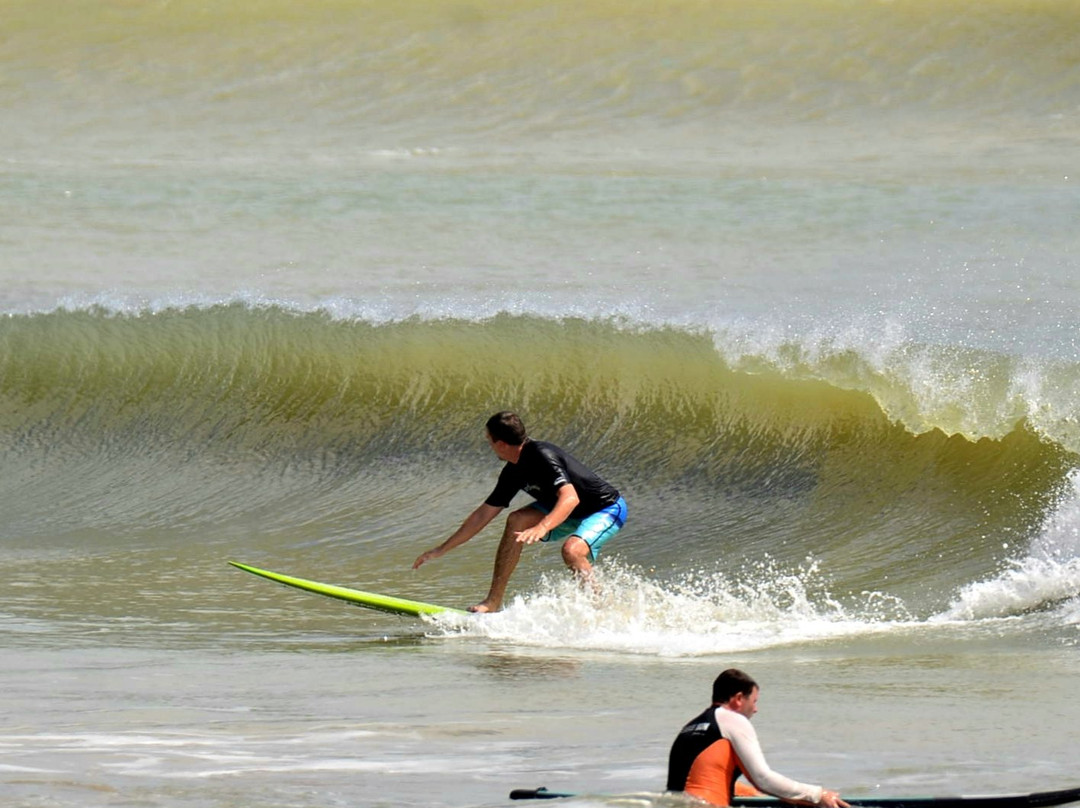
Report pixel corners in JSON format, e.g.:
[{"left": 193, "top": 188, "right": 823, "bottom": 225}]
[{"left": 413, "top": 503, "right": 502, "bottom": 569}]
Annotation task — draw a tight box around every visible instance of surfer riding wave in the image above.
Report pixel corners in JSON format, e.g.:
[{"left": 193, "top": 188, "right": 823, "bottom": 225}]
[{"left": 412, "top": 411, "right": 627, "bottom": 613}]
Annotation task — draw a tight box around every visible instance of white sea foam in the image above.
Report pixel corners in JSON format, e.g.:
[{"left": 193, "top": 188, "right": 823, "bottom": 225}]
[
  {"left": 936, "top": 469, "right": 1080, "bottom": 621},
  {"left": 431, "top": 561, "right": 918, "bottom": 656}
]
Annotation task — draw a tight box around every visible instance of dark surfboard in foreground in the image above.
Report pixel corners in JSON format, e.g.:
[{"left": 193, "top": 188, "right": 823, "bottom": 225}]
[{"left": 509, "top": 785, "right": 1080, "bottom": 808}]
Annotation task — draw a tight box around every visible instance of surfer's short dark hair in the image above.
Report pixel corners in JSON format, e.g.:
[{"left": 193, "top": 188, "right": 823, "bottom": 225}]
[
  {"left": 486, "top": 411, "right": 528, "bottom": 445},
  {"left": 712, "top": 669, "right": 758, "bottom": 703}
]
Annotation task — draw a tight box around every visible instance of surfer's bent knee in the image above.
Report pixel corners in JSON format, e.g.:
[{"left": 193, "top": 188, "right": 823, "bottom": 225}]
[{"left": 561, "top": 535, "right": 591, "bottom": 566}]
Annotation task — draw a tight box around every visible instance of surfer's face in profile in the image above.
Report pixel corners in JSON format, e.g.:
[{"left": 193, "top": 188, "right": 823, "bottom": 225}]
[{"left": 730, "top": 686, "right": 760, "bottom": 720}]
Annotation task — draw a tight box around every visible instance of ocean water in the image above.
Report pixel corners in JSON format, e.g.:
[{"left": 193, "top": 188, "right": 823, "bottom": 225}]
[{"left": 2, "top": 1, "right": 1079, "bottom": 806}]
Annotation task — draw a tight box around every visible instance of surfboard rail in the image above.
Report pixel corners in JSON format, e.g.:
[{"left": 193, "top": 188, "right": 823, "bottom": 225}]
[{"left": 228, "top": 561, "right": 468, "bottom": 617}]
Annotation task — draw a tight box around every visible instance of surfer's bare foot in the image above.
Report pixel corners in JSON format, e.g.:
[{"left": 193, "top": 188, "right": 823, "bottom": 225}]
[{"left": 467, "top": 600, "right": 499, "bottom": 613}]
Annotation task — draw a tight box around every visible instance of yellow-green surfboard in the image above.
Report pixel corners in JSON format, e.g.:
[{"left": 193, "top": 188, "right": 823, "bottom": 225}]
[{"left": 229, "top": 561, "right": 468, "bottom": 617}]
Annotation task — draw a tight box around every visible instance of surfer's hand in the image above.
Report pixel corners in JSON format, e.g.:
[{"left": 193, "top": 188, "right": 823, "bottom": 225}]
[
  {"left": 412, "top": 548, "right": 441, "bottom": 569},
  {"left": 820, "top": 791, "right": 848, "bottom": 808},
  {"left": 514, "top": 525, "right": 547, "bottom": 545}
]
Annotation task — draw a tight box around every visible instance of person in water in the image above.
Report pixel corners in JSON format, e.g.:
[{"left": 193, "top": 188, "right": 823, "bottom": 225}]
[
  {"left": 412, "top": 411, "right": 627, "bottom": 613},
  {"left": 668, "top": 668, "right": 849, "bottom": 808}
]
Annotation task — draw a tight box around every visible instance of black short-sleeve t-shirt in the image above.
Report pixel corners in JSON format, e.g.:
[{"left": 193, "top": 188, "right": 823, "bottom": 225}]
[{"left": 484, "top": 440, "right": 620, "bottom": 519}]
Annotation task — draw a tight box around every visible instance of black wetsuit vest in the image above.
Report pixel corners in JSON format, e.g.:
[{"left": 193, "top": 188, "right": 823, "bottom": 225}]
[{"left": 667, "top": 705, "right": 726, "bottom": 793}]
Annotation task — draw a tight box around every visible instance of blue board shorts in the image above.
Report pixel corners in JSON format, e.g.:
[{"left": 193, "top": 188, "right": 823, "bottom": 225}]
[{"left": 531, "top": 496, "right": 627, "bottom": 561}]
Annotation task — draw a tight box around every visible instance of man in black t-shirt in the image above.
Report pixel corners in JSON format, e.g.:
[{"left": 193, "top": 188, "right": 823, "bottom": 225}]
[{"left": 413, "top": 411, "right": 627, "bottom": 613}]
